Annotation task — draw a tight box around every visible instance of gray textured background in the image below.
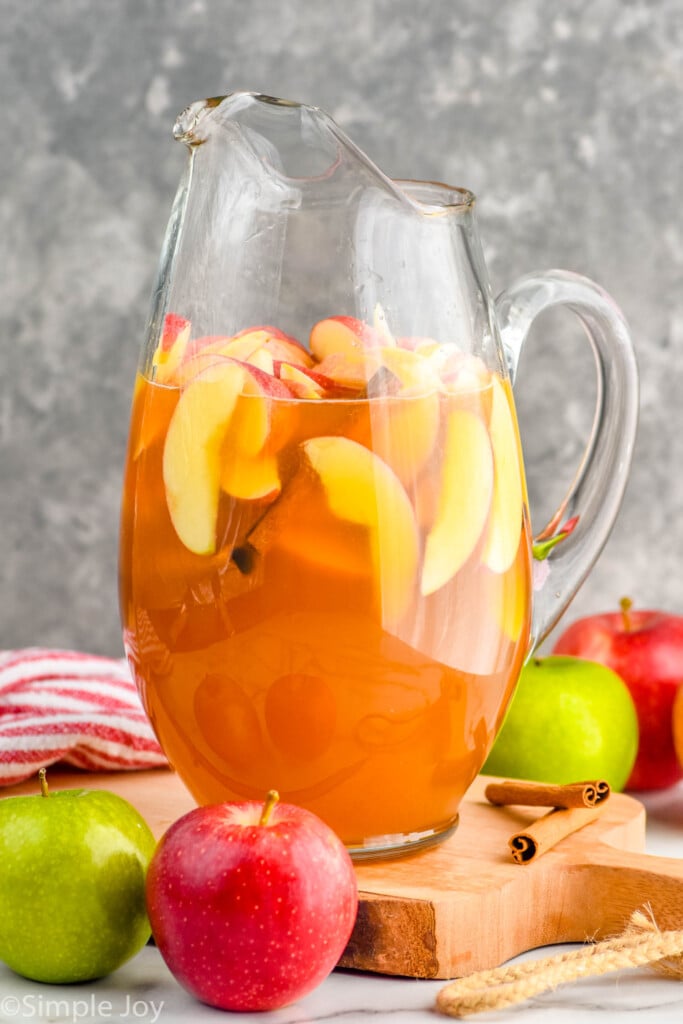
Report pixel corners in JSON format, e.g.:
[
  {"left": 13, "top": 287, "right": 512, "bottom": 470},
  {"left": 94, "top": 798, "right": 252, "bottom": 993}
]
[{"left": 2, "top": 0, "right": 681, "bottom": 656}]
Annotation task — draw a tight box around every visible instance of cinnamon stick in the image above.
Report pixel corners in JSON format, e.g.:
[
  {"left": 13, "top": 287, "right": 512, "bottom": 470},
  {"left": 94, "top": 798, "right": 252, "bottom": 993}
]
[
  {"left": 485, "top": 778, "right": 610, "bottom": 809},
  {"left": 509, "top": 806, "right": 602, "bottom": 864}
]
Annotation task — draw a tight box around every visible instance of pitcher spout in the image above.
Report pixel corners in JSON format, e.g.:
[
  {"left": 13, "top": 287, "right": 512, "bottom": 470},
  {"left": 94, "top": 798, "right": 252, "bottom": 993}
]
[
  {"left": 170, "top": 91, "right": 404, "bottom": 191},
  {"left": 173, "top": 96, "right": 224, "bottom": 146}
]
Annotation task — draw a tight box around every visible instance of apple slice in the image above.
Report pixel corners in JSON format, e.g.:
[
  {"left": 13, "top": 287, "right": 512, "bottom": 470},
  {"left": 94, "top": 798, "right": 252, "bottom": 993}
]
[
  {"left": 152, "top": 314, "right": 191, "bottom": 384},
  {"left": 185, "top": 330, "right": 314, "bottom": 376},
  {"left": 230, "top": 362, "right": 291, "bottom": 457},
  {"left": 421, "top": 410, "right": 494, "bottom": 596},
  {"left": 220, "top": 449, "right": 281, "bottom": 502},
  {"left": 368, "top": 346, "right": 442, "bottom": 395},
  {"left": 198, "top": 332, "right": 275, "bottom": 371},
  {"left": 163, "top": 361, "right": 246, "bottom": 555},
  {"left": 345, "top": 392, "right": 439, "bottom": 486},
  {"left": 274, "top": 361, "right": 362, "bottom": 400},
  {"left": 261, "top": 335, "right": 314, "bottom": 368},
  {"left": 481, "top": 376, "right": 526, "bottom": 573},
  {"left": 309, "top": 316, "right": 379, "bottom": 361},
  {"left": 314, "top": 351, "right": 372, "bottom": 390},
  {"left": 231, "top": 326, "right": 314, "bottom": 368},
  {"left": 300, "top": 436, "right": 419, "bottom": 622},
  {"left": 493, "top": 530, "right": 531, "bottom": 643},
  {"left": 277, "top": 362, "right": 325, "bottom": 399}
]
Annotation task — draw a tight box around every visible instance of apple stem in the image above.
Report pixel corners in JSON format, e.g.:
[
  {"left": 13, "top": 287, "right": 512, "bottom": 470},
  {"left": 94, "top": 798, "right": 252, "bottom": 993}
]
[
  {"left": 620, "top": 596, "right": 634, "bottom": 632},
  {"left": 38, "top": 768, "right": 49, "bottom": 798},
  {"left": 259, "top": 789, "right": 279, "bottom": 826}
]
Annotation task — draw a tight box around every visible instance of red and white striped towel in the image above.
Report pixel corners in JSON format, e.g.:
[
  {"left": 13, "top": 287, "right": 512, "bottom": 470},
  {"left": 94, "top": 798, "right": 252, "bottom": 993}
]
[{"left": 0, "top": 649, "right": 167, "bottom": 786}]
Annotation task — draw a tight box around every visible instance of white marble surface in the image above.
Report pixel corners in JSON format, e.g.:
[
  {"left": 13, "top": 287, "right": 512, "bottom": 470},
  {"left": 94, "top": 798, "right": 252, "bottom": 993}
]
[{"left": 2, "top": 787, "right": 683, "bottom": 1024}]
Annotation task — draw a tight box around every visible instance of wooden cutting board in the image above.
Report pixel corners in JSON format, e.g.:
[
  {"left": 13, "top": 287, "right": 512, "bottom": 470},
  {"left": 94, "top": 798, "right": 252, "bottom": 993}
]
[{"left": 4, "top": 768, "right": 683, "bottom": 980}]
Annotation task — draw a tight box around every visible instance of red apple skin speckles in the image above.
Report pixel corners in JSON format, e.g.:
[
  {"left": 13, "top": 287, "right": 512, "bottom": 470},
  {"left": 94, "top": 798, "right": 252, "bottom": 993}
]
[
  {"left": 553, "top": 604, "right": 683, "bottom": 791},
  {"left": 146, "top": 799, "right": 358, "bottom": 1012}
]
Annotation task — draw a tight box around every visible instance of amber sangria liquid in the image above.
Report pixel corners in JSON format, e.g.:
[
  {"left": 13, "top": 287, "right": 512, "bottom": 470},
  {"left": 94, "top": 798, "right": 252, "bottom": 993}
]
[{"left": 120, "top": 316, "right": 532, "bottom": 857}]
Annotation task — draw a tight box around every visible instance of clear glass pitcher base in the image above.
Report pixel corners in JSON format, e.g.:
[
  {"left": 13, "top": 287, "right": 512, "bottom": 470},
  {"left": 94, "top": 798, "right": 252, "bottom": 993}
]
[{"left": 347, "top": 815, "right": 459, "bottom": 862}]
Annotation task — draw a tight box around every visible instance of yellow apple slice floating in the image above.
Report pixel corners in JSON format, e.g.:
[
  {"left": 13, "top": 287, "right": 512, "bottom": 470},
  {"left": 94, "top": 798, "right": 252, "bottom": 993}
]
[
  {"left": 368, "top": 346, "right": 441, "bottom": 394},
  {"left": 421, "top": 410, "right": 494, "bottom": 596},
  {"left": 315, "top": 351, "right": 371, "bottom": 390},
  {"left": 260, "top": 334, "right": 314, "bottom": 368},
  {"left": 277, "top": 362, "right": 325, "bottom": 399},
  {"left": 182, "top": 328, "right": 314, "bottom": 379},
  {"left": 246, "top": 480, "right": 372, "bottom": 580},
  {"left": 152, "top": 314, "right": 191, "bottom": 384},
  {"left": 175, "top": 349, "right": 235, "bottom": 387},
  {"left": 351, "top": 391, "right": 440, "bottom": 487},
  {"left": 228, "top": 362, "right": 290, "bottom": 457},
  {"left": 494, "top": 529, "right": 532, "bottom": 643},
  {"left": 276, "top": 361, "right": 363, "bottom": 400},
  {"left": 163, "top": 361, "right": 247, "bottom": 555},
  {"left": 309, "top": 316, "right": 379, "bottom": 361},
  {"left": 220, "top": 449, "right": 282, "bottom": 502},
  {"left": 481, "top": 375, "right": 526, "bottom": 574},
  {"left": 300, "top": 436, "right": 420, "bottom": 623},
  {"left": 196, "top": 332, "right": 275, "bottom": 372}
]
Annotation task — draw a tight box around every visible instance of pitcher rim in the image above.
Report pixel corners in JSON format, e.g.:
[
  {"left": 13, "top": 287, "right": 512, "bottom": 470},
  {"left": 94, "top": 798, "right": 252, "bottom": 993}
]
[
  {"left": 174, "top": 92, "right": 477, "bottom": 213},
  {"left": 395, "top": 178, "right": 477, "bottom": 214}
]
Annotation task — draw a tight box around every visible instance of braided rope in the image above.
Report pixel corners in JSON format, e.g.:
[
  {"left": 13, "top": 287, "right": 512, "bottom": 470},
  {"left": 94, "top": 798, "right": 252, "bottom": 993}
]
[{"left": 436, "top": 909, "right": 683, "bottom": 1018}]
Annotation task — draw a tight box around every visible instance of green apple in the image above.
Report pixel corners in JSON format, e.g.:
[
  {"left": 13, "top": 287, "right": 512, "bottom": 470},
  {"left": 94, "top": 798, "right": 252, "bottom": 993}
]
[
  {"left": 483, "top": 655, "right": 639, "bottom": 791},
  {"left": 0, "top": 772, "right": 156, "bottom": 983}
]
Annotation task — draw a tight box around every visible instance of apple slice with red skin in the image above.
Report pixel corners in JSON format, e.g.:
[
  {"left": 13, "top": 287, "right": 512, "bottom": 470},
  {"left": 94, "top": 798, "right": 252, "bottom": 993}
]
[
  {"left": 421, "top": 409, "right": 494, "bottom": 595},
  {"left": 182, "top": 334, "right": 234, "bottom": 358},
  {"left": 275, "top": 361, "right": 362, "bottom": 399},
  {"left": 310, "top": 316, "right": 380, "bottom": 361},
  {"left": 163, "top": 360, "right": 289, "bottom": 554},
  {"left": 163, "top": 361, "right": 247, "bottom": 555},
  {"left": 189, "top": 332, "right": 276, "bottom": 373},
  {"left": 233, "top": 323, "right": 308, "bottom": 358},
  {"left": 260, "top": 335, "right": 314, "bottom": 368},
  {"left": 553, "top": 598, "right": 683, "bottom": 791},
  {"left": 314, "top": 351, "right": 372, "bottom": 390},
  {"left": 232, "top": 326, "right": 315, "bottom": 369},
  {"left": 146, "top": 791, "right": 358, "bottom": 1012},
  {"left": 152, "top": 314, "right": 191, "bottom": 384},
  {"left": 182, "top": 329, "right": 315, "bottom": 378},
  {"left": 277, "top": 361, "right": 325, "bottom": 399},
  {"left": 229, "top": 361, "right": 291, "bottom": 456}
]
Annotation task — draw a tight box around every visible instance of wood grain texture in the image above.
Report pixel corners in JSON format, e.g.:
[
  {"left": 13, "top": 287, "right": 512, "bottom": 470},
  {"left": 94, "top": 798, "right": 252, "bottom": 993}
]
[{"left": 3, "top": 769, "right": 682, "bottom": 979}]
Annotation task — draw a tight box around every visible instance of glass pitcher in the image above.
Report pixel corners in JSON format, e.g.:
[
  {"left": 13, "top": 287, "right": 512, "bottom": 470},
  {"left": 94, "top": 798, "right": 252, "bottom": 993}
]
[{"left": 119, "top": 93, "right": 638, "bottom": 859}]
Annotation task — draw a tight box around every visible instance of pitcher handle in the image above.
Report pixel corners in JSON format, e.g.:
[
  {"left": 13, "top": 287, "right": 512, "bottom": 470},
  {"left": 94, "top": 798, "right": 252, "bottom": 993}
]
[{"left": 496, "top": 269, "right": 639, "bottom": 650}]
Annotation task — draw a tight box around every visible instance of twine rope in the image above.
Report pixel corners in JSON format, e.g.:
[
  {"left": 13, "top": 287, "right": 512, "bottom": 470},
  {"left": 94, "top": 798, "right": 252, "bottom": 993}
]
[{"left": 436, "top": 909, "right": 683, "bottom": 1018}]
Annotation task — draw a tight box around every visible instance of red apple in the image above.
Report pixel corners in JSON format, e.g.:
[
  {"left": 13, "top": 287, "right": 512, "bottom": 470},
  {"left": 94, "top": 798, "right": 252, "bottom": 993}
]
[
  {"left": 146, "top": 791, "right": 358, "bottom": 1012},
  {"left": 553, "top": 598, "right": 683, "bottom": 790}
]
